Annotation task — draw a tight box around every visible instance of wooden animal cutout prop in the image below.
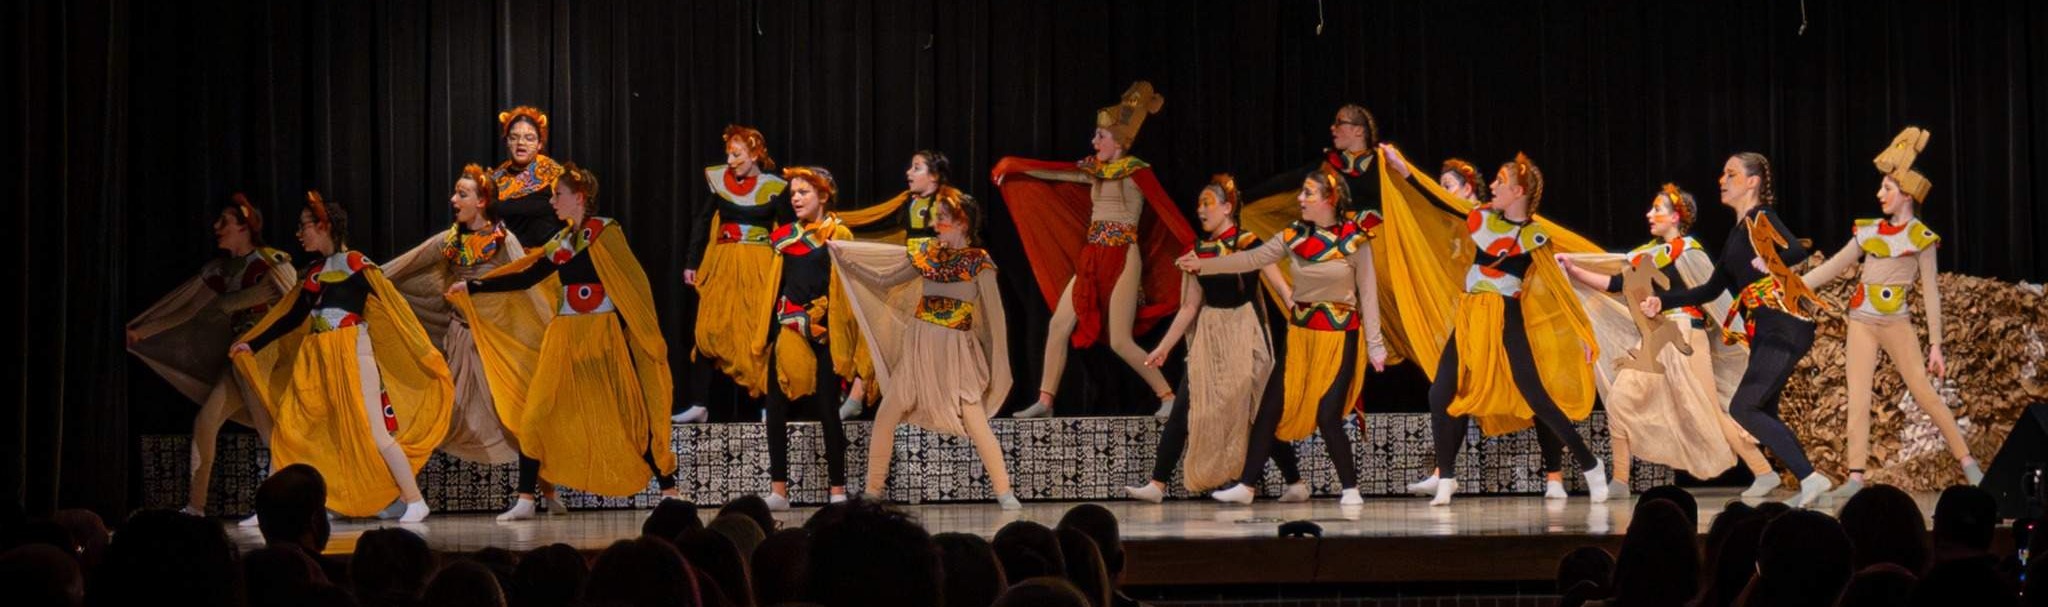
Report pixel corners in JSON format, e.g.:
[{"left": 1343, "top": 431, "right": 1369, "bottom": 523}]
[
  {"left": 1747, "top": 214, "right": 1832, "bottom": 317},
  {"left": 1617, "top": 256, "right": 1691, "bottom": 374}
]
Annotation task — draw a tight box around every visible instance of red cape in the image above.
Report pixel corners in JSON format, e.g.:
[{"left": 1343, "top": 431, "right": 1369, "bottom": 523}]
[{"left": 991, "top": 156, "right": 1195, "bottom": 337}]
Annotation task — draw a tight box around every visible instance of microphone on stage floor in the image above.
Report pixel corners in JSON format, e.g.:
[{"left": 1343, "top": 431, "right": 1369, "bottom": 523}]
[{"left": 1279, "top": 520, "right": 1322, "bottom": 539}]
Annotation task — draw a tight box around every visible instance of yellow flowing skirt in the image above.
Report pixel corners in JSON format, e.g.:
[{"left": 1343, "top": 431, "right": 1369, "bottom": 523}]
[
  {"left": 693, "top": 242, "right": 777, "bottom": 396},
  {"left": 1277, "top": 324, "right": 1368, "bottom": 442},
  {"left": 524, "top": 312, "right": 672, "bottom": 496},
  {"left": 267, "top": 328, "right": 410, "bottom": 517},
  {"left": 1446, "top": 293, "right": 1596, "bottom": 436}
]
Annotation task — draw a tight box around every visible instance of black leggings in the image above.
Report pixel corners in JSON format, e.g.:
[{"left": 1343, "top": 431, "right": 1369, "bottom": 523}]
[
  {"left": 1149, "top": 374, "right": 1194, "bottom": 484},
  {"left": 766, "top": 336, "right": 849, "bottom": 487},
  {"left": 1536, "top": 423, "right": 1566, "bottom": 475},
  {"left": 517, "top": 448, "right": 674, "bottom": 495},
  {"left": 1235, "top": 352, "right": 1303, "bottom": 487},
  {"left": 1726, "top": 307, "right": 1817, "bottom": 478},
  {"left": 1236, "top": 329, "right": 1361, "bottom": 488},
  {"left": 1430, "top": 299, "right": 1597, "bottom": 480},
  {"left": 685, "top": 356, "right": 717, "bottom": 413}
]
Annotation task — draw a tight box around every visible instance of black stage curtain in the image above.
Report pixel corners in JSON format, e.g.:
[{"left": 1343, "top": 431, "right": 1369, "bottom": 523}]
[{"left": 10, "top": 0, "right": 2046, "bottom": 517}]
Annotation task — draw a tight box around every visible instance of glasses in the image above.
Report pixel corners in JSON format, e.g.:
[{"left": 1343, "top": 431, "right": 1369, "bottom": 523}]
[
  {"left": 506, "top": 134, "right": 540, "bottom": 144},
  {"left": 1331, "top": 120, "right": 1364, "bottom": 128}
]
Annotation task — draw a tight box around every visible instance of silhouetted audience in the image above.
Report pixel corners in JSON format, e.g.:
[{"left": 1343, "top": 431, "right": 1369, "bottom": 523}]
[
  {"left": 244, "top": 543, "right": 333, "bottom": 607},
  {"left": 804, "top": 497, "right": 942, "bottom": 607},
  {"left": 935, "top": 532, "right": 1007, "bottom": 607},
  {"left": 1932, "top": 485, "right": 1999, "bottom": 564},
  {"left": 720, "top": 495, "right": 779, "bottom": 536},
  {"left": 1910, "top": 553, "right": 2017, "bottom": 606},
  {"left": 20, "top": 484, "right": 2028, "bottom": 607},
  {"left": 1054, "top": 528, "right": 1110, "bottom": 607},
  {"left": 1057, "top": 504, "right": 1135, "bottom": 607},
  {"left": 994, "top": 577, "right": 1093, "bottom": 607},
  {"left": 752, "top": 529, "right": 811, "bottom": 607},
  {"left": 992, "top": 521, "right": 1066, "bottom": 585},
  {"left": 581, "top": 536, "right": 702, "bottom": 607},
  {"left": 1, "top": 544, "right": 85, "bottom": 607},
  {"left": 1838, "top": 484, "right": 1933, "bottom": 574},
  {"left": 256, "top": 464, "right": 348, "bottom": 585},
  {"left": 1636, "top": 486, "right": 1699, "bottom": 526},
  {"left": 1555, "top": 545, "right": 1614, "bottom": 607},
  {"left": 352, "top": 527, "right": 437, "bottom": 607},
  {"left": 1601, "top": 498, "right": 1698, "bottom": 606},
  {"left": 675, "top": 527, "right": 755, "bottom": 607},
  {"left": 512, "top": 543, "right": 587, "bottom": 607},
  {"left": 1698, "top": 502, "right": 1765, "bottom": 607},
  {"left": 1737, "top": 509, "right": 1854, "bottom": 606},
  {"left": 643, "top": 499, "right": 704, "bottom": 540},
  {"left": 423, "top": 560, "right": 507, "bottom": 607},
  {"left": 1837, "top": 563, "right": 1917, "bottom": 607},
  {"left": 708, "top": 512, "right": 767, "bottom": 560}
]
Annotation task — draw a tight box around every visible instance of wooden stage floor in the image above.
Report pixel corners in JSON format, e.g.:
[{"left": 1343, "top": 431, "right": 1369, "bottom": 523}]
[{"left": 221, "top": 487, "right": 1940, "bottom": 587}]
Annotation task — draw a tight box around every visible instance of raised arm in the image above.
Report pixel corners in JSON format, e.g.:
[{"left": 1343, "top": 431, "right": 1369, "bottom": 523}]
[
  {"left": 1195, "top": 235, "right": 1289, "bottom": 275},
  {"left": 1238, "top": 159, "right": 1321, "bottom": 204},
  {"left": 1023, "top": 168, "right": 1091, "bottom": 184},
  {"left": 244, "top": 289, "right": 312, "bottom": 352},
  {"left": 1555, "top": 254, "right": 1621, "bottom": 293},
  {"left": 1801, "top": 238, "right": 1863, "bottom": 289},
  {"left": 1381, "top": 143, "right": 1476, "bottom": 218},
  {"left": 470, "top": 256, "right": 559, "bottom": 294},
  {"left": 1655, "top": 257, "right": 1733, "bottom": 312},
  {"left": 211, "top": 276, "right": 287, "bottom": 315}
]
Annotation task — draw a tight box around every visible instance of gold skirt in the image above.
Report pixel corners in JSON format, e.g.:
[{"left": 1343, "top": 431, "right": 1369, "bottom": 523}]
[
  {"left": 1446, "top": 292, "right": 1595, "bottom": 436},
  {"left": 1277, "top": 324, "right": 1367, "bottom": 442},
  {"left": 693, "top": 242, "right": 777, "bottom": 396},
  {"left": 268, "top": 328, "right": 408, "bottom": 517},
  {"left": 523, "top": 312, "right": 672, "bottom": 496}
]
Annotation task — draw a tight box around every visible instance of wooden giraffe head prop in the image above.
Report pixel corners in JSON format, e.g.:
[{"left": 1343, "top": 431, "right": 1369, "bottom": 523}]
[
  {"left": 1617, "top": 255, "right": 1691, "bottom": 374},
  {"left": 1746, "top": 214, "right": 1832, "bottom": 317}
]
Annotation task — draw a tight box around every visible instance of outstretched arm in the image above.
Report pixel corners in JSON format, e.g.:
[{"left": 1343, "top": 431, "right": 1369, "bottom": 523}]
[
  {"left": 1178, "top": 236, "right": 1289, "bottom": 276},
  {"left": 1801, "top": 239, "right": 1862, "bottom": 289}
]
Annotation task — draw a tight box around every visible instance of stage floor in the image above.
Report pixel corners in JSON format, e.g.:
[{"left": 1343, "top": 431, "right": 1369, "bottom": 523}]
[{"left": 224, "top": 487, "right": 1941, "bottom": 586}]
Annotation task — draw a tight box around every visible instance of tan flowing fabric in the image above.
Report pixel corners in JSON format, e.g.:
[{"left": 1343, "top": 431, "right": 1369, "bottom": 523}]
[
  {"left": 832, "top": 240, "right": 1009, "bottom": 435},
  {"left": 384, "top": 228, "right": 548, "bottom": 464},
  {"left": 1180, "top": 290, "right": 1272, "bottom": 491},
  {"left": 128, "top": 252, "right": 297, "bottom": 424},
  {"left": 1563, "top": 250, "right": 1753, "bottom": 477}
]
